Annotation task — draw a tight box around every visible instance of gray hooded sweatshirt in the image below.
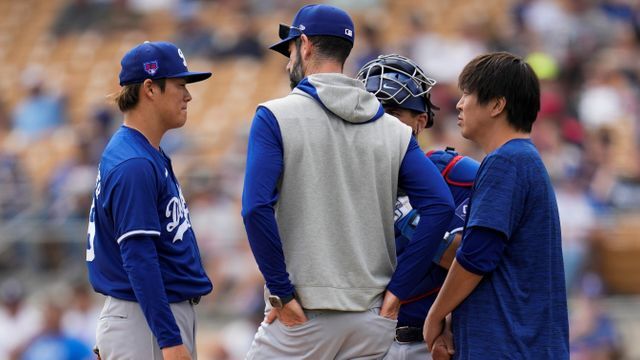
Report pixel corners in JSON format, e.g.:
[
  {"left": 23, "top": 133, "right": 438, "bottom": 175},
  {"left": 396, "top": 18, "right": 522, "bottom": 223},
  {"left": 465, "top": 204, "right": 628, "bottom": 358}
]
[{"left": 261, "top": 73, "right": 412, "bottom": 311}]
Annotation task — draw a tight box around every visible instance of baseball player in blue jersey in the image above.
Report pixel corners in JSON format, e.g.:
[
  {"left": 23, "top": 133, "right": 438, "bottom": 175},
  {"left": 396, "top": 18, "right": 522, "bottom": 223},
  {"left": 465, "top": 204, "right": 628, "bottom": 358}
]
[
  {"left": 358, "top": 54, "right": 479, "bottom": 360},
  {"left": 86, "top": 41, "right": 212, "bottom": 360},
  {"left": 242, "top": 4, "right": 455, "bottom": 359},
  {"left": 424, "top": 52, "right": 569, "bottom": 359}
]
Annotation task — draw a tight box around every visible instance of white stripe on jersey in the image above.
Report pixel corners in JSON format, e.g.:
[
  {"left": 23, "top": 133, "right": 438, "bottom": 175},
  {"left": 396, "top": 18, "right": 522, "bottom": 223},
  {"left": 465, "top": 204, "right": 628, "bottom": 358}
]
[
  {"left": 116, "top": 230, "right": 161, "bottom": 244},
  {"left": 449, "top": 227, "right": 464, "bottom": 235}
]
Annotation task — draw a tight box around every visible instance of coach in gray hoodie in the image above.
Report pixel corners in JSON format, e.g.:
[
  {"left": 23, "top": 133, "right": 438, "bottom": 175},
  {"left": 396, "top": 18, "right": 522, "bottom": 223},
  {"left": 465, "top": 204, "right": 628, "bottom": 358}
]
[{"left": 241, "top": 4, "right": 454, "bottom": 359}]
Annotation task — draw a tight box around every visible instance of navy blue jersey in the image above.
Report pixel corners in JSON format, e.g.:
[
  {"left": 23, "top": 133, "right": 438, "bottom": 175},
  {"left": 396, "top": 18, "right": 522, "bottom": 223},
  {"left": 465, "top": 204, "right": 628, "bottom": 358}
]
[
  {"left": 86, "top": 126, "right": 212, "bottom": 302},
  {"left": 453, "top": 139, "right": 569, "bottom": 359},
  {"left": 394, "top": 149, "right": 478, "bottom": 327}
]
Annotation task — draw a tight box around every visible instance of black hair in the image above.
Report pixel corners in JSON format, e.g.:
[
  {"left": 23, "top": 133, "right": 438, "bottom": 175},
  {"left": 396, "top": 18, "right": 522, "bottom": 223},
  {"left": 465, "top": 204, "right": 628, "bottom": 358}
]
[
  {"left": 458, "top": 52, "right": 540, "bottom": 132},
  {"left": 383, "top": 105, "right": 423, "bottom": 118},
  {"left": 307, "top": 36, "right": 353, "bottom": 66}
]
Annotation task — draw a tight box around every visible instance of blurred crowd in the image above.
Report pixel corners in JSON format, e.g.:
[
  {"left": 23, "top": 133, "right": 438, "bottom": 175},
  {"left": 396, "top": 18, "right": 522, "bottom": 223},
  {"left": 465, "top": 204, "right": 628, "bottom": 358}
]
[{"left": 1, "top": 0, "right": 639, "bottom": 359}]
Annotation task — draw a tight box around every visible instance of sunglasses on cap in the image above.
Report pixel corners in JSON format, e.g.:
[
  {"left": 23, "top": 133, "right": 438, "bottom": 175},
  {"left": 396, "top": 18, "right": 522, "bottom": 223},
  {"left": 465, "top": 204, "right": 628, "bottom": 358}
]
[{"left": 278, "top": 24, "right": 306, "bottom": 40}]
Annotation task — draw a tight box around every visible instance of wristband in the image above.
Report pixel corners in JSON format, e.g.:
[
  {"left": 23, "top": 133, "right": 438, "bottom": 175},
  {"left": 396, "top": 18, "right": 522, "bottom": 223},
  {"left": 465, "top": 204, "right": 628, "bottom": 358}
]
[{"left": 433, "top": 231, "right": 457, "bottom": 264}]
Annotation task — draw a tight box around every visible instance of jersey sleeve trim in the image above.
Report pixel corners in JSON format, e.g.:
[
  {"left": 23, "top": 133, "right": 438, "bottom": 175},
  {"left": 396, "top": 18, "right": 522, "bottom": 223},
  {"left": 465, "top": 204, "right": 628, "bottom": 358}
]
[
  {"left": 117, "top": 230, "right": 161, "bottom": 244},
  {"left": 449, "top": 226, "right": 464, "bottom": 234},
  {"left": 400, "top": 286, "right": 441, "bottom": 305}
]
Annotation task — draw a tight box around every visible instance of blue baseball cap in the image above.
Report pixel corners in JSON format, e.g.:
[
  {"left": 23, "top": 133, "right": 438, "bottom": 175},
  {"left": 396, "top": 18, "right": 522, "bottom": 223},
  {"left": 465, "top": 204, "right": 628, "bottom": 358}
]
[
  {"left": 270, "top": 4, "right": 355, "bottom": 57},
  {"left": 119, "top": 41, "right": 212, "bottom": 86}
]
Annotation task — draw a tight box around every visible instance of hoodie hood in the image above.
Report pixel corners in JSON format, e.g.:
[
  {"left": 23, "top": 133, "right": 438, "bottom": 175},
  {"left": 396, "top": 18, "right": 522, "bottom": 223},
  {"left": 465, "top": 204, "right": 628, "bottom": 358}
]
[{"left": 295, "top": 73, "right": 385, "bottom": 124}]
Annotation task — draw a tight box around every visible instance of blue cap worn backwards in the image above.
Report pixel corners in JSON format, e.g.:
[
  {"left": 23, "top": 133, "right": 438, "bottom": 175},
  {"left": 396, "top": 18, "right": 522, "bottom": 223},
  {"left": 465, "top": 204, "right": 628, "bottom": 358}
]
[
  {"left": 119, "top": 41, "right": 212, "bottom": 86},
  {"left": 270, "top": 4, "right": 355, "bottom": 57}
]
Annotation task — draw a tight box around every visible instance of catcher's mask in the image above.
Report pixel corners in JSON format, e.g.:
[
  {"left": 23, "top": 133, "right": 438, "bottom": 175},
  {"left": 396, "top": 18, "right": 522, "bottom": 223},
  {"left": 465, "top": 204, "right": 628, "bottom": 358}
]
[{"left": 357, "top": 54, "right": 439, "bottom": 128}]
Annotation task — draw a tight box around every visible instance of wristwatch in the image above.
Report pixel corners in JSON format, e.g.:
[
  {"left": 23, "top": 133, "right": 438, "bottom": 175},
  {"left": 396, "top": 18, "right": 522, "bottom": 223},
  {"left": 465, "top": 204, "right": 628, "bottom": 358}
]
[{"left": 268, "top": 293, "right": 295, "bottom": 309}]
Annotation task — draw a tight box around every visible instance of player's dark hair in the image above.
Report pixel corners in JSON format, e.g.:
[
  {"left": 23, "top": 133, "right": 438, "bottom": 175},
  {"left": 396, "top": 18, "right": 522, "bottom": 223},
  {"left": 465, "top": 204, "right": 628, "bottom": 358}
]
[
  {"left": 305, "top": 35, "right": 352, "bottom": 66},
  {"left": 114, "top": 79, "right": 166, "bottom": 112},
  {"left": 383, "top": 105, "right": 423, "bottom": 118},
  {"left": 458, "top": 52, "right": 540, "bottom": 133}
]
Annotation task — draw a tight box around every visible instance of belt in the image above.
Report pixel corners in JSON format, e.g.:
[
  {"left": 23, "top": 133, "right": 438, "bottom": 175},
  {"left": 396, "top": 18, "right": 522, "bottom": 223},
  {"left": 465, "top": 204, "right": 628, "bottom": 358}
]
[
  {"left": 395, "top": 326, "right": 424, "bottom": 343},
  {"left": 188, "top": 297, "right": 201, "bottom": 305}
]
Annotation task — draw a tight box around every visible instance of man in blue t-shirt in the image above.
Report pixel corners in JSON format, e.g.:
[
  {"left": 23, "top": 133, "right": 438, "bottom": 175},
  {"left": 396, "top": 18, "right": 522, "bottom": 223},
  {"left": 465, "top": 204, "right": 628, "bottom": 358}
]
[
  {"left": 86, "top": 41, "right": 213, "bottom": 360},
  {"left": 424, "top": 52, "right": 569, "bottom": 359}
]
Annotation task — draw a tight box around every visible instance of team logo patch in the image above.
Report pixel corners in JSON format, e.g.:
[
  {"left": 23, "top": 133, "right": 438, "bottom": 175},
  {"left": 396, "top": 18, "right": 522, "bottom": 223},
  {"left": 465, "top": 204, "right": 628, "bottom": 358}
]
[
  {"left": 455, "top": 198, "right": 470, "bottom": 221},
  {"left": 143, "top": 61, "right": 159, "bottom": 75}
]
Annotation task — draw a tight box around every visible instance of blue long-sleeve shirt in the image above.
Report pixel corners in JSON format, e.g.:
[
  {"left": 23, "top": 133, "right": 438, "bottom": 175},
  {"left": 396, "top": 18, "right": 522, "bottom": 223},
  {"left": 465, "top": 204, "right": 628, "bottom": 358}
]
[
  {"left": 120, "top": 235, "right": 182, "bottom": 348},
  {"left": 242, "top": 107, "right": 454, "bottom": 300},
  {"left": 87, "top": 127, "right": 212, "bottom": 349}
]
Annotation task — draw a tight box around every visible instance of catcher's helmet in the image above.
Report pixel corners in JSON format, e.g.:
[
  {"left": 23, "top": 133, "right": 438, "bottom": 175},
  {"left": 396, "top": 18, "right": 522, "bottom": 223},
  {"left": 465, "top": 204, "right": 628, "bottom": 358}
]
[{"left": 357, "top": 54, "right": 439, "bottom": 127}]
